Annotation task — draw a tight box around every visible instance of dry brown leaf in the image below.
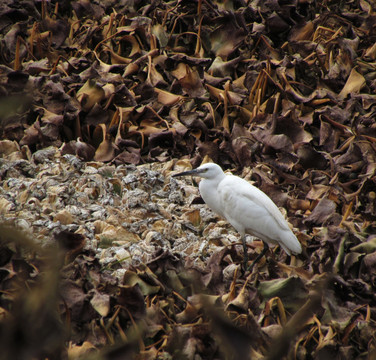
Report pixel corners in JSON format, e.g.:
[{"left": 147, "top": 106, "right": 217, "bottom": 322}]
[
  {"left": 76, "top": 79, "right": 105, "bottom": 112},
  {"left": 154, "top": 88, "right": 183, "bottom": 105},
  {"left": 338, "top": 68, "right": 366, "bottom": 99}
]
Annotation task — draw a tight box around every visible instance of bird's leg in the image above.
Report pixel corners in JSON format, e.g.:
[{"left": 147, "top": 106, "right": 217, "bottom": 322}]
[
  {"left": 242, "top": 235, "right": 248, "bottom": 271},
  {"left": 248, "top": 241, "right": 269, "bottom": 271}
]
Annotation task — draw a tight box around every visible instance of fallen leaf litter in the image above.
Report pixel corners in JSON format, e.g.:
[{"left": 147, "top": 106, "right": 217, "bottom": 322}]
[{"left": 1, "top": 0, "right": 376, "bottom": 358}]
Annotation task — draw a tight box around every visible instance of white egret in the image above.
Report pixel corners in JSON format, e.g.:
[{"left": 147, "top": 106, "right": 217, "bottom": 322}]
[{"left": 173, "top": 163, "right": 302, "bottom": 269}]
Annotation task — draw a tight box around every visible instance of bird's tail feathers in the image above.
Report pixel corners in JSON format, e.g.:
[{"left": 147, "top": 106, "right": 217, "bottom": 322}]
[{"left": 279, "top": 230, "right": 302, "bottom": 255}]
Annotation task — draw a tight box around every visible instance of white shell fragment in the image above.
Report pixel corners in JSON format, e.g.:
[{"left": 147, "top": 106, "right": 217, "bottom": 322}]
[{"left": 0, "top": 145, "right": 241, "bottom": 275}]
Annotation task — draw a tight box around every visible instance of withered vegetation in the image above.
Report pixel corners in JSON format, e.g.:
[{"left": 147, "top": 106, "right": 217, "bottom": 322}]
[{"left": 1, "top": 0, "right": 376, "bottom": 359}]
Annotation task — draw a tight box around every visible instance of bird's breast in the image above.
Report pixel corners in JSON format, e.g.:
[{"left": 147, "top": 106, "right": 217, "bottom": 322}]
[{"left": 198, "top": 179, "right": 224, "bottom": 217}]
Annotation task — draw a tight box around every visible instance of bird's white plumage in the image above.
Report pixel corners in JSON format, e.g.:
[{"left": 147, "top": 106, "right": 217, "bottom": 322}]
[{"left": 191, "top": 163, "right": 302, "bottom": 255}]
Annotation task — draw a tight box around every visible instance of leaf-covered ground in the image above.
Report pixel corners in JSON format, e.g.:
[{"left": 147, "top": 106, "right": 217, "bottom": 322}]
[{"left": 1, "top": 0, "right": 376, "bottom": 359}]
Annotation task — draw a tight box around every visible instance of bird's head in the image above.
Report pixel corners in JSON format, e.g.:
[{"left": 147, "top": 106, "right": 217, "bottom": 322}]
[{"left": 172, "top": 163, "right": 224, "bottom": 180}]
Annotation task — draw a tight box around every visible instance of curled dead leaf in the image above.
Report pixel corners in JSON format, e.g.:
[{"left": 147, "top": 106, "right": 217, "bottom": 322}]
[
  {"left": 338, "top": 68, "right": 366, "bottom": 99},
  {"left": 76, "top": 79, "right": 105, "bottom": 112}
]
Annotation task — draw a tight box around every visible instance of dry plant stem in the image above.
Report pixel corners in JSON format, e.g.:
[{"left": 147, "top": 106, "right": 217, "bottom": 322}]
[{"left": 266, "top": 285, "right": 323, "bottom": 360}]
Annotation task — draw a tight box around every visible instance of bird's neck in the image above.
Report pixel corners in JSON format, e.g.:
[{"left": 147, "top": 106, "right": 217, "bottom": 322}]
[
  {"left": 198, "top": 174, "right": 226, "bottom": 217},
  {"left": 201, "top": 173, "right": 225, "bottom": 188}
]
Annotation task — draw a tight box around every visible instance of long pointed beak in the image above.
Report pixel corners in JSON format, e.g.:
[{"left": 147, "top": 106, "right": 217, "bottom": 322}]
[{"left": 172, "top": 168, "right": 201, "bottom": 177}]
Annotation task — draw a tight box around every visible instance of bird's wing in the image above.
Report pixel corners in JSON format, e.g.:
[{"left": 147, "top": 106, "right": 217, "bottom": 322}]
[{"left": 218, "top": 175, "right": 292, "bottom": 235}]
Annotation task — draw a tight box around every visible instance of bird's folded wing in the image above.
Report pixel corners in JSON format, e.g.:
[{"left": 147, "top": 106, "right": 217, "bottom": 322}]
[
  {"left": 218, "top": 175, "right": 301, "bottom": 254},
  {"left": 219, "top": 176, "right": 292, "bottom": 232}
]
